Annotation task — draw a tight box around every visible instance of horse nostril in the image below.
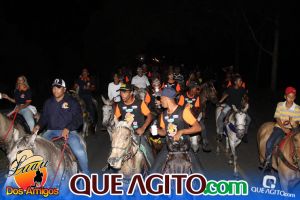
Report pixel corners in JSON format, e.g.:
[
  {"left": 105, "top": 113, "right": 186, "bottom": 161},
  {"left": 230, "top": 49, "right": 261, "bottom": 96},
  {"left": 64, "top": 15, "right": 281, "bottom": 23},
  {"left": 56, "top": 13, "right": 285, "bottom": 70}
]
[{"left": 108, "top": 157, "right": 115, "bottom": 166}]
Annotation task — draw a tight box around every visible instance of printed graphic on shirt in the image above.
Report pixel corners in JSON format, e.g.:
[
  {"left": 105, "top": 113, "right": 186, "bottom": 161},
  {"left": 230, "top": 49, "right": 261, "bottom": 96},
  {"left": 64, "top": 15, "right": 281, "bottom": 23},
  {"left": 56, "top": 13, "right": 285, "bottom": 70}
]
[
  {"left": 167, "top": 123, "right": 177, "bottom": 136},
  {"left": 62, "top": 102, "right": 69, "bottom": 109}
]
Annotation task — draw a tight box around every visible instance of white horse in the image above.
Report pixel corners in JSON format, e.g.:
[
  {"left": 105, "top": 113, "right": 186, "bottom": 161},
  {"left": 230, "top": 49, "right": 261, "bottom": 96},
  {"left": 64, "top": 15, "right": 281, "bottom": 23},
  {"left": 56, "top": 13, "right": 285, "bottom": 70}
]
[
  {"left": 216, "top": 104, "right": 249, "bottom": 177},
  {"left": 101, "top": 96, "right": 115, "bottom": 141}
]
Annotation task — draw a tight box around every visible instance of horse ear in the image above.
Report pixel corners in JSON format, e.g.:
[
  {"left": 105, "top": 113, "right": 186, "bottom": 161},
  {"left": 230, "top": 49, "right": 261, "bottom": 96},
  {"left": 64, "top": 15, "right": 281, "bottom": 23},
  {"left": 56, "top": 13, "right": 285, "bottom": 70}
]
[
  {"left": 114, "top": 116, "right": 119, "bottom": 126},
  {"left": 232, "top": 105, "right": 238, "bottom": 112},
  {"left": 13, "top": 129, "right": 20, "bottom": 142},
  {"left": 28, "top": 132, "right": 38, "bottom": 147},
  {"left": 101, "top": 95, "right": 109, "bottom": 105},
  {"left": 242, "top": 103, "right": 249, "bottom": 112}
]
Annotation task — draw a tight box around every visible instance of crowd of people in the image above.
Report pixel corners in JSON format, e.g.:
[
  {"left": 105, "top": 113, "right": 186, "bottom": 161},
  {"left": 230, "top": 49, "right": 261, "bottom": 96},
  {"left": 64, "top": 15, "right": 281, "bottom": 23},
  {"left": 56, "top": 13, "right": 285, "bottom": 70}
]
[{"left": 1, "top": 61, "right": 300, "bottom": 175}]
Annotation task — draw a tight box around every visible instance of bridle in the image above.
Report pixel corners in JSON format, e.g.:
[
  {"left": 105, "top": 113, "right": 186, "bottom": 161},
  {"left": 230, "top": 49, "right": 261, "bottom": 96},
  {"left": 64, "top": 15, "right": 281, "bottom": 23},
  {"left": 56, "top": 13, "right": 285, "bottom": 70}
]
[{"left": 110, "top": 126, "right": 140, "bottom": 164}]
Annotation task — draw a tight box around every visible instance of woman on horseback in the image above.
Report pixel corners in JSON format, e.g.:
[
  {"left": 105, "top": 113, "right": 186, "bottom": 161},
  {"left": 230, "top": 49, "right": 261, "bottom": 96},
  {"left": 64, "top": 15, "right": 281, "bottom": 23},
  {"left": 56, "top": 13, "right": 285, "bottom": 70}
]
[{"left": 1, "top": 75, "right": 36, "bottom": 132}]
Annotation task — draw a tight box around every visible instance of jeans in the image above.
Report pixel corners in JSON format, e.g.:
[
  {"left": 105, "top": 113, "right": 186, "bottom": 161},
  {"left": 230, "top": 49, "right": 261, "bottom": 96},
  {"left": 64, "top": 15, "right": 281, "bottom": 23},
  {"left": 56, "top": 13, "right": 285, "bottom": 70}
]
[
  {"left": 80, "top": 94, "right": 97, "bottom": 125},
  {"left": 216, "top": 104, "right": 251, "bottom": 135},
  {"left": 265, "top": 127, "right": 285, "bottom": 160},
  {"left": 19, "top": 107, "right": 35, "bottom": 131},
  {"left": 42, "top": 130, "right": 89, "bottom": 174}
]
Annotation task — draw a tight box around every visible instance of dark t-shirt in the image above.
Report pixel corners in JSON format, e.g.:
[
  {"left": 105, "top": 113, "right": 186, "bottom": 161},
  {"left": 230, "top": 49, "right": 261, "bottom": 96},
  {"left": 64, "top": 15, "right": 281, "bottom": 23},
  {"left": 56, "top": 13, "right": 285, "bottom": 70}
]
[
  {"left": 14, "top": 89, "right": 32, "bottom": 105},
  {"left": 76, "top": 77, "right": 95, "bottom": 96},
  {"left": 225, "top": 87, "right": 246, "bottom": 109}
]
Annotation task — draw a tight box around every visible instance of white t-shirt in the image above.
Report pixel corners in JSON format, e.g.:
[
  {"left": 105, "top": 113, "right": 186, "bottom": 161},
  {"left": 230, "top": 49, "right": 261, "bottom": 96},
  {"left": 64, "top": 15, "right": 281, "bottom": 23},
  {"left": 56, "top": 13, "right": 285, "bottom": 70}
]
[
  {"left": 131, "top": 75, "right": 150, "bottom": 89},
  {"left": 108, "top": 82, "right": 121, "bottom": 102}
]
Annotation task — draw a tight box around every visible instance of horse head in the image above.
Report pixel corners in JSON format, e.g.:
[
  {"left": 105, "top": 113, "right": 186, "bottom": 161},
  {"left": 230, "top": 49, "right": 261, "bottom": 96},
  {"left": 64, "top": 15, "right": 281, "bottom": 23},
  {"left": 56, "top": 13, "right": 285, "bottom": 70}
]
[
  {"left": 135, "top": 88, "right": 146, "bottom": 101},
  {"left": 200, "top": 80, "right": 218, "bottom": 104},
  {"left": 107, "top": 120, "right": 134, "bottom": 169},
  {"left": 101, "top": 96, "right": 114, "bottom": 127},
  {"left": 7, "top": 132, "right": 38, "bottom": 165},
  {"left": 231, "top": 104, "right": 249, "bottom": 139}
]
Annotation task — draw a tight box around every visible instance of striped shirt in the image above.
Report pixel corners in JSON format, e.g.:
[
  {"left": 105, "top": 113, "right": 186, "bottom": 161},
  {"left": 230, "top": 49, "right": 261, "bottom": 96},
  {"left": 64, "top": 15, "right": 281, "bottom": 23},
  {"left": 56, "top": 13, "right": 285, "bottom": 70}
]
[{"left": 274, "top": 101, "right": 300, "bottom": 129}]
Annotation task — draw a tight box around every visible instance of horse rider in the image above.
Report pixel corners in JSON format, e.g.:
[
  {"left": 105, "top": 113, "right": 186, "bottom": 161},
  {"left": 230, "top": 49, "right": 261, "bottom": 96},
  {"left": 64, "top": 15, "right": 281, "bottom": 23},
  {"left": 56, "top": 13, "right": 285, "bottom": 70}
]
[
  {"left": 150, "top": 87, "right": 203, "bottom": 173},
  {"left": 144, "top": 78, "right": 163, "bottom": 117},
  {"left": 161, "top": 70, "right": 181, "bottom": 94},
  {"left": 114, "top": 83, "right": 154, "bottom": 167},
  {"left": 178, "top": 81, "right": 212, "bottom": 152},
  {"left": 32, "top": 78, "right": 89, "bottom": 174},
  {"left": 131, "top": 66, "right": 150, "bottom": 90},
  {"left": 174, "top": 66, "right": 185, "bottom": 90},
  {"left": 217, "top": 74, "right": 251, "bottom": 143},
  {"left": 108, "top": 73, "right": 121, "bottom": 103},
  {"left": 74, "top": 68, "right": 97, "bottom": 129},
  {"left": 262, "top": 86, "right": 300, "bottom": 170},
  {"left": 1, "top": 75, "right": 36, "bottom": 131}
]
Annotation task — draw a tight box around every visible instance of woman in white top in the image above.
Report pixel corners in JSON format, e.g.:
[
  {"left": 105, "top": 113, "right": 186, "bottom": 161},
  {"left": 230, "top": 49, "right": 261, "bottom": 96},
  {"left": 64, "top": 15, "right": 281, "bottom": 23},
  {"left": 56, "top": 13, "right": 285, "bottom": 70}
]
[{"left": 108, "top": 74, "right": 121, "bottom": 103}]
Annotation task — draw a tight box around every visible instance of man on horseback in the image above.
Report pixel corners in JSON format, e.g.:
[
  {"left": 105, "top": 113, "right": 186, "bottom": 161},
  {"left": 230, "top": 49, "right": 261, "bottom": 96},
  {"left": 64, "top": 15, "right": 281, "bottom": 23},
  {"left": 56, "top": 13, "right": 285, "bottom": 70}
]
[
  {"left": 114, "top": 83, "right": 154, "bottom": 167},
  {"left": 151, "top": 87, "right": 203, "bottom": 173},
  {"left": 131, "top": 66, "right": 150, "bottom": 90},
  {"left": 33, "top": 79, "right": 89, "bottom": 174},
  {"left": 144, "top": 78, "right": 163, "bottom": 117},
  {"left": 217, "top": 74, "right": 251, "bottom": 142},
  {"left": 262, "top": 86, "right": 300, "bottom": 170},
  {"left": 178, "top": 81, "right": 212, "bottom": 152},
  {"left": 74, "top": 68, "right": 97, "bottom": 130},
  {"left": 108, "top": 73, "right": 121, "bottom": 103}
]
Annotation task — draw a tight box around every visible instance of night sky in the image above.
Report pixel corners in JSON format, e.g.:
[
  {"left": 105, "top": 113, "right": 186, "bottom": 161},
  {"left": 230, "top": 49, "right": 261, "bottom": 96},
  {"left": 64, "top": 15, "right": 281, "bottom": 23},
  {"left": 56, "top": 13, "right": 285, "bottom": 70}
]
[{"left": 0, "top": 0, "right": 299, "bottom": 98}]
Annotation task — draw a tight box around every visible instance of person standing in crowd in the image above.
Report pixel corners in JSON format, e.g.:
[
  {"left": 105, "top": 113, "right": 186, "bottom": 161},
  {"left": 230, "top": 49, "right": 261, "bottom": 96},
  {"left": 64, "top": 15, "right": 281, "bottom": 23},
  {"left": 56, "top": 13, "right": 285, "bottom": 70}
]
[
  {"left": 162, "top": 71, "right": 181, "bottom": 94},
  {"left": 108, "top": 73, "right": 121, "bottom": 103}
]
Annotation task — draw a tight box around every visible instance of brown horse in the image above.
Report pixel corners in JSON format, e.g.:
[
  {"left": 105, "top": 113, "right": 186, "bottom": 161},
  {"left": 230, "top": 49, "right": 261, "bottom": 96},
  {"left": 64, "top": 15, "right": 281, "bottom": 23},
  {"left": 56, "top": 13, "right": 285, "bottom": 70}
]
[{"left": 257, "top": 122, "right": 300, "bottom": 192}]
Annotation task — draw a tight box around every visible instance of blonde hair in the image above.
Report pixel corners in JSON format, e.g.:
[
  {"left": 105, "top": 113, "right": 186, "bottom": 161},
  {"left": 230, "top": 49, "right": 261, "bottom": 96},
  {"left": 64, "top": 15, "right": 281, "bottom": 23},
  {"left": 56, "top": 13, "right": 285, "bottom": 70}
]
[{"left": 16, "top": 75, "right": 30, "bottom": 89}]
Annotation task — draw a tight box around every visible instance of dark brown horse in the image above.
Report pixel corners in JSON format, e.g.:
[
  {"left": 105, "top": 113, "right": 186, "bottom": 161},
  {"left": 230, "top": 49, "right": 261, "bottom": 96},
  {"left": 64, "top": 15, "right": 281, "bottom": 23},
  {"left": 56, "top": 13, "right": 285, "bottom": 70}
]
[{"left": 162, "top": 136, "right": 192, "bottom": 174}]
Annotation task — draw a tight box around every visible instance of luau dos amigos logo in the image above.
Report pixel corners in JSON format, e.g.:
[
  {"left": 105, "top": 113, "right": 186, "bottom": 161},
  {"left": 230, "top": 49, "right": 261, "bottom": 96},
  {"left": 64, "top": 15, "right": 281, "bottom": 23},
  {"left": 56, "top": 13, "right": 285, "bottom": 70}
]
[{"left": 6, "top": 149, "right": 59, "bottom": 197}]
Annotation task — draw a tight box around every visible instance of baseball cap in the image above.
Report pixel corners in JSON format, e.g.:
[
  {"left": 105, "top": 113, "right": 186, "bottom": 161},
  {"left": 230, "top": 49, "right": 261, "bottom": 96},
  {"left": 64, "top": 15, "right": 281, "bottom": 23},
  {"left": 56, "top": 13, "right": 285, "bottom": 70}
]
[
  {"left": 285, "top": 86, "right": 296, "bottom": 95},
  {"left": 119, "top": 83, "right": 133, "bottom": 91},
  {"left": 161, "top": 87, "right": 177, "bottom": 99},
  {"left": 188, "top": 81, "right": 199, "bottom": 89},
  {"left": 52, "top": 78, "right": 66, "bottom": 88}
]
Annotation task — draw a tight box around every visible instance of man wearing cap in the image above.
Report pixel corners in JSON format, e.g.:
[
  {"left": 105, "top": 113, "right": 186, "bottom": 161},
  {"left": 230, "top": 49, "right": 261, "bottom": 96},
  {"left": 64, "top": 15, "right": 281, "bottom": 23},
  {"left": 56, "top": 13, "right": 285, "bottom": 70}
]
[
  {"left": 178, "top": 81, "right": 211, "bottom": 152},
  {"left": 114, "top": 83, "right": 154, "bottom": 167},
  {"left": 144, "top": 78, "right": 163, "bottom": 117},
  {"left": 33, "top": 79, "right": 89, "bottom": 174},
  {"left": 217, "top": 74, "right": 251, "bottom": 143},
  {"left": 150, "top": 87, "right": 203, "bottom": 173},
  {"left": 131, "top": 66, "right": 150, "bottom": 90},
  {"left": 263, "top": 86, "right": 300, "bottom": 169}
]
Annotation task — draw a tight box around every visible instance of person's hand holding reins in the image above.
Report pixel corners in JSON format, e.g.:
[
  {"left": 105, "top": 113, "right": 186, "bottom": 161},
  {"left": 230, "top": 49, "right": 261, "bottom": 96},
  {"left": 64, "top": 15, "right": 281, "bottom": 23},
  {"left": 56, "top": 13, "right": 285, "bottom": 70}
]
[
  {"left": 173, "top": 130, "right": 184, "bottom": 142},
  {"left": 32, "top": 125, "right": 40, "bottom": 134},
  {"left": 62, "top": 128, "right": 69, "bottom": 140}
]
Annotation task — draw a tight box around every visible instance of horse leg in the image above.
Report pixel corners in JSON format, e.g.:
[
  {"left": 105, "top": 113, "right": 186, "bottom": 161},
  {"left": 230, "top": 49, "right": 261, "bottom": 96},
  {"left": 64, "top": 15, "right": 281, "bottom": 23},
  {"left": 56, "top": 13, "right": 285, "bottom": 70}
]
[
  {"left": 225, "top": 137, "right": 230, "bottom": 153},
  {"left": 190, "top": 135, "right": 200, "bottom": 153}
]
